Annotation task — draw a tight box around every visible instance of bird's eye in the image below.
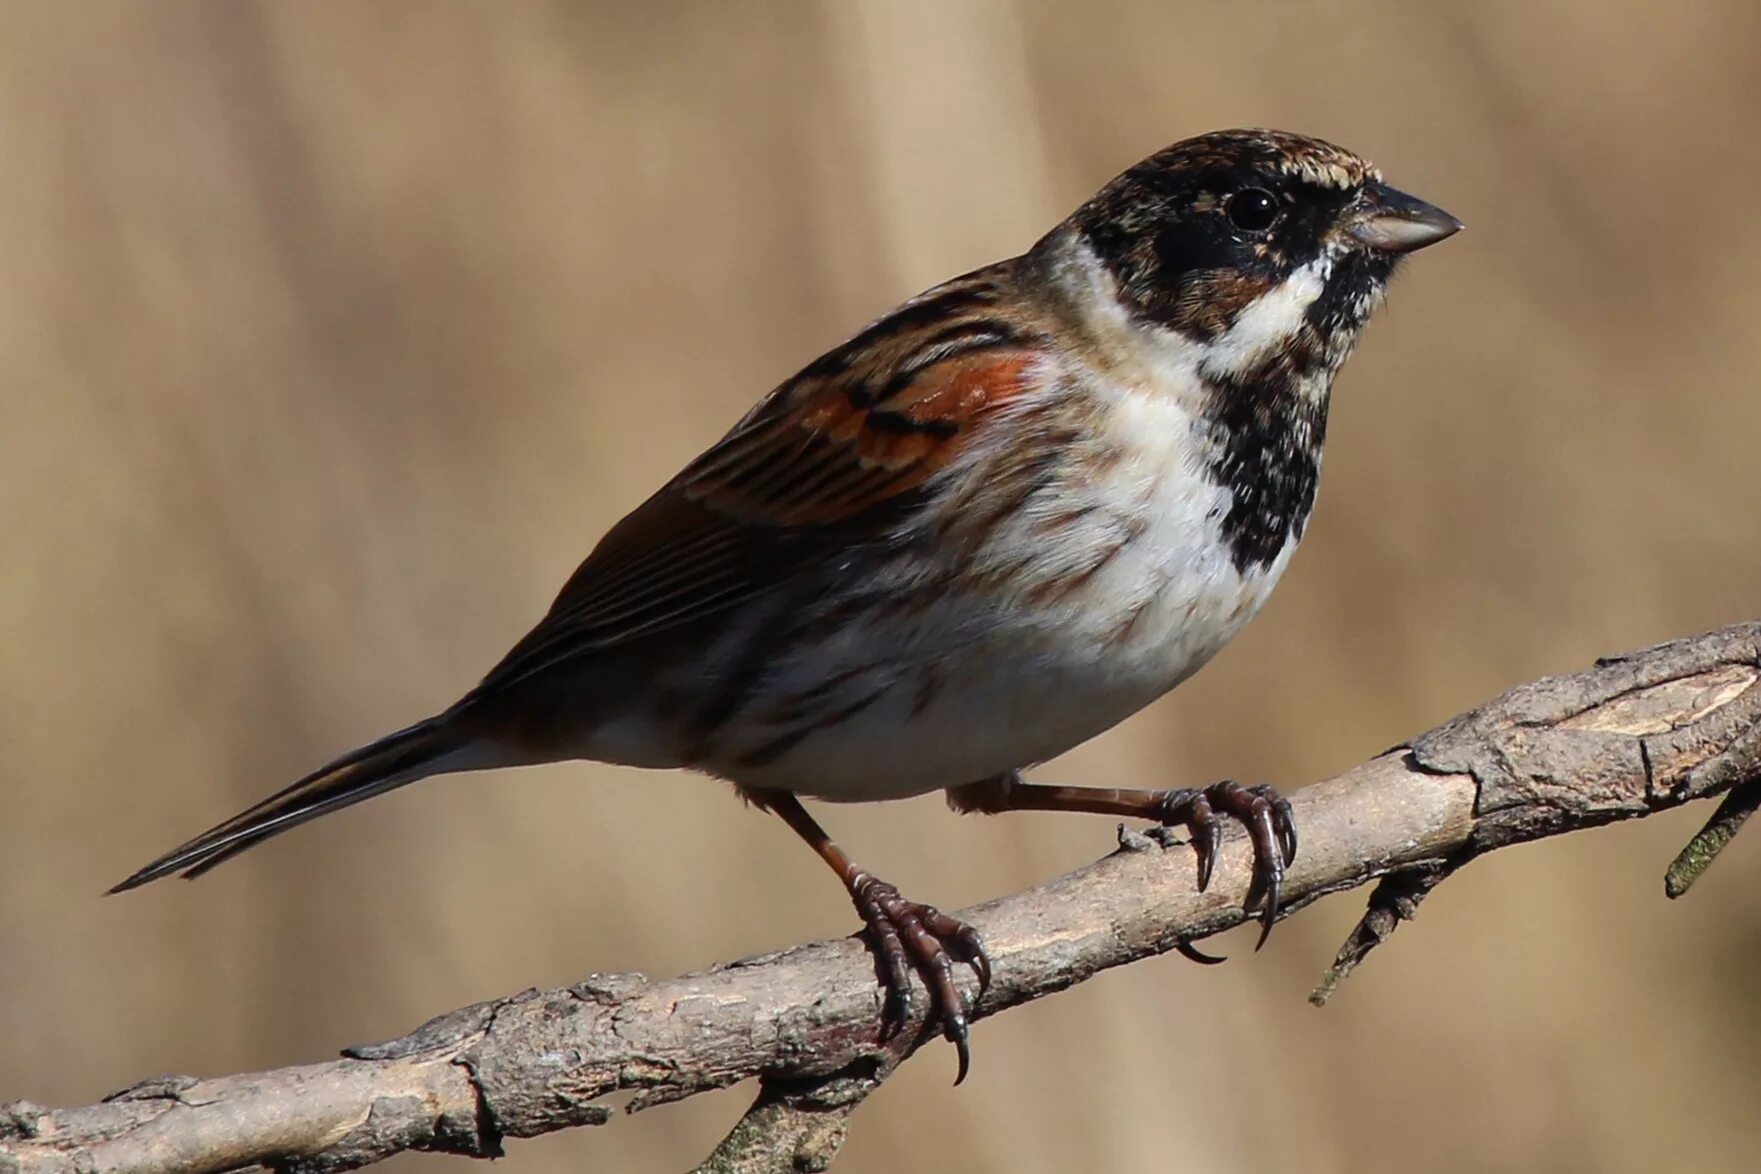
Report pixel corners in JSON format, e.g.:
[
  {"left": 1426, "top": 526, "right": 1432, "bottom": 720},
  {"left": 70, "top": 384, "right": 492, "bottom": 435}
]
[{"left": 1226, "top": 188, "right": 1279, "bottom": 233}]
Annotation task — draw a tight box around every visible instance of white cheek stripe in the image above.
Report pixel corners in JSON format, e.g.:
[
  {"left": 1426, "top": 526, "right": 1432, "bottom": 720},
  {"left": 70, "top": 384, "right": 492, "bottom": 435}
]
[
  {"left": 1199, "top": 257, "right": 1329, "bottom": 376},
  {"left": 1052, "top": 235, "right": 1335, "bottom": 406}
]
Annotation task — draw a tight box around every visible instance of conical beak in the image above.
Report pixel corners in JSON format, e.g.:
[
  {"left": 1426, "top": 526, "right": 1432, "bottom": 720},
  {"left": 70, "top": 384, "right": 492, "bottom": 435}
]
[{"left": 1346, "top": 182, "right": 1463, "bottom": 253}]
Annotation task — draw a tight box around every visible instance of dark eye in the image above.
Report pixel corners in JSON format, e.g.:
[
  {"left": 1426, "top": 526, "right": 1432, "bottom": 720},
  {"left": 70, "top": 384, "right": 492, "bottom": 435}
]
[{"left": 1226, "top": 188, "right": 1279, "bottom": 232}]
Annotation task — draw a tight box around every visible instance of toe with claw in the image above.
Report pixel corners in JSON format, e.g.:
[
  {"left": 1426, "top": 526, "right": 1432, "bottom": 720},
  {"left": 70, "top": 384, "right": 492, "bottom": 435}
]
[
  {"left": 1157, "top": 780, "right": 1298, "bottom": 948},
  {"left": 849, "top": 872, "right": 990, "bottom": 1083}
]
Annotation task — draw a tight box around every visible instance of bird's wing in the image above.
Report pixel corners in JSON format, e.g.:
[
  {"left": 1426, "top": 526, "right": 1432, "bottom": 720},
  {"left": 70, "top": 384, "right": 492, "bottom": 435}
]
[{"left": 470, "top": 264, "right": 1044, "bottom": 693}]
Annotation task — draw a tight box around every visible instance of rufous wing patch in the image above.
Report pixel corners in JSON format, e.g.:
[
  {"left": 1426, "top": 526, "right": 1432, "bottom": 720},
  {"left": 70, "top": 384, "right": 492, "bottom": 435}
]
[{"left": 683, "top": 351, "right": 1033, "bottom": 526}]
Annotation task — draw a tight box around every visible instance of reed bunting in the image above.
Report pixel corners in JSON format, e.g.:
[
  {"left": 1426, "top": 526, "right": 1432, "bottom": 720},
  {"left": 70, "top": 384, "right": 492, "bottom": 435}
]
[{"left": 114, "top": 128, "right": 1460, "bottom": 1082}]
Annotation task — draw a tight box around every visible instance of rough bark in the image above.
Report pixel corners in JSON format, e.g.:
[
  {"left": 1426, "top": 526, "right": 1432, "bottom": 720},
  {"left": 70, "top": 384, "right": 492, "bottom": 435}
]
[{"left": 5, "top": 621, "right": 1759, "bottom": 1174}]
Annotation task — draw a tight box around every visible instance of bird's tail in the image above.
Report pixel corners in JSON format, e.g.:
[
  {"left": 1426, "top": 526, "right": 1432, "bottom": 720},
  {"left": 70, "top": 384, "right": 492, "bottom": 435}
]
[{"left": 109, "top": 713, "right": 488, "bottom": 893}]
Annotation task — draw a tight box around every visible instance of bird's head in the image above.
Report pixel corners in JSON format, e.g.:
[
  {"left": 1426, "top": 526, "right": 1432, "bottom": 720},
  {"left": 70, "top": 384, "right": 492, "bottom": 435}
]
[{"left": 1057, "top": 128, "right": 1460, "bottom": 380}]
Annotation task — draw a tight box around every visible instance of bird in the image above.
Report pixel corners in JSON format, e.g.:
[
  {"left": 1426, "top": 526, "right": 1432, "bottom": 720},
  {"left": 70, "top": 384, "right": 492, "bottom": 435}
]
[{"left": 112, "top": 128, "right": 1460, "bottom": 1084}]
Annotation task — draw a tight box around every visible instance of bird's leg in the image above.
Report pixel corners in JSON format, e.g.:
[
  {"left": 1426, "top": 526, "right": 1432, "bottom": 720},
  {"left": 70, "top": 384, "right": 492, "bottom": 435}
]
[
  {"left": 948, "top": 773, "right": 1298, "bottom": 948},
  {"left": 754, "top": 790, "right": 991, "bottom": 1084}
]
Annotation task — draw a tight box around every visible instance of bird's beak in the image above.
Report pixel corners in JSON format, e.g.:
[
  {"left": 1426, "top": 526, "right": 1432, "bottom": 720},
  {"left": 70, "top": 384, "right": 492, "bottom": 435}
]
[{"left": 1345, "top": 182, "right": 1463, "bottom": 253}]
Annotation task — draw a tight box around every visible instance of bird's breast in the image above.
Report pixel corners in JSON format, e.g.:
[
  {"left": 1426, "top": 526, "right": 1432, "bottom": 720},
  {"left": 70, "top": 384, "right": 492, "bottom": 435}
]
[
  {"left": 1010, "top": 381, "right": 1302, "bottom": 688},
  {"left": 697, "top": 378, "right": 1307, "bottom": 800}
]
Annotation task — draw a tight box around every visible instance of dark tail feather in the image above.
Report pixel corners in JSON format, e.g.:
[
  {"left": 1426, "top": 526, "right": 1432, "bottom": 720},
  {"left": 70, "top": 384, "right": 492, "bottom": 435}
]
[{"left": 109, "top": 714, "right": 476, "bottom": 893}]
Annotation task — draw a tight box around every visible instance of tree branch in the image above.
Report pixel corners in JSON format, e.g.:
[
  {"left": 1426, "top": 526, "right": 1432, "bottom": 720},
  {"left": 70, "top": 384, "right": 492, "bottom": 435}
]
[{"left": 6, "top": 622, "right": 1760, "bottom": 1174}]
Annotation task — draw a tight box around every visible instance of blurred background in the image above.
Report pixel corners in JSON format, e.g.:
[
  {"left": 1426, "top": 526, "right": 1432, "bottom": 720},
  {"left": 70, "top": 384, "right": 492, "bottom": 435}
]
[{"left": 4, "top": 3, "right": 1761, "bottom": 1171}]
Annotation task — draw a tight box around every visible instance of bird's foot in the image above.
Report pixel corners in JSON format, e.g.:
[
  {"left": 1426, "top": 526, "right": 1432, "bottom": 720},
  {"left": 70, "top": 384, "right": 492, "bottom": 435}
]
[
  {"left": 1156, "top": 780, "right": 1298, "bottom": 949},
  {"left": 849, "top": 872, "right": 990, "bottom": 1084}
]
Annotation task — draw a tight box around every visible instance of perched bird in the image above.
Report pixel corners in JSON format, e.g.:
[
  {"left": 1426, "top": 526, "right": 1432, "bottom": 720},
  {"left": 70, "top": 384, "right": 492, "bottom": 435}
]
[{"left": 113, "top": 128, "right": 1459, "bottom": 1083}]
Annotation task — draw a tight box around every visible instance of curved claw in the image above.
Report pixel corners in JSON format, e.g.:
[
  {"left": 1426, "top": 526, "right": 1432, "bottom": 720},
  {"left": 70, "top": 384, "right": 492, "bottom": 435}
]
[
  {"left": 943, "top": 918, "right": 991, "bottom": 997},
  {"left": 1254, "top": 869, "right": 1282, "bottom": 951},
  {"left": 1239, "top": 800, "right": 1283, "bottom": 890},
  {"left": 1195, "top": 808, "right": 1223, "bottom": 892},
  {"left": 947, "top": 1013, "right": 972, "bottom": 1086},
  {"left": 968, "top": 938, "right": 993, "bottom": 997},
  {"left": 1175, "top": 939, "right": 1227, "bottom": 965},
  {"left": 849, "top": 877, "right": 989, "bottom": 1084},
  {"left": 1268, "top": 789, "right": 1299, "bottom": 865},
  {"left": 1157, "top": 789, "right": 1221, "bottom": 892}
]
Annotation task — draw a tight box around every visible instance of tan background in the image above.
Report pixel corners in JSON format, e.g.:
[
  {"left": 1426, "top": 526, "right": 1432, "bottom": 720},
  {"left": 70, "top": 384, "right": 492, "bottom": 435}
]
[{"left": 5, "top": 3, "right": 1761, "bottom": 1171}]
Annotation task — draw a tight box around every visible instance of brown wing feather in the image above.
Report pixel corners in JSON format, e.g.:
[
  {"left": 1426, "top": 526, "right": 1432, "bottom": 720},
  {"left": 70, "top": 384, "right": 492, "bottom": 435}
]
[{"left": 472, "top": 263, "right": 1045, "bottom": 693}]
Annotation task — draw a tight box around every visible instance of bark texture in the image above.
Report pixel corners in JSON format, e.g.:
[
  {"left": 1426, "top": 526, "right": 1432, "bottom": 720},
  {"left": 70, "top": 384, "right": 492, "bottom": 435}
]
[{"left": 5, "top": 622, "right": 1759, "bottom": 1174}]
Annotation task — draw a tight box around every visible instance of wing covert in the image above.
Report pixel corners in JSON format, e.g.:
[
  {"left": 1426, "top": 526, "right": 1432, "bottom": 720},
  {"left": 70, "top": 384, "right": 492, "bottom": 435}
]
[{"left": 472, "top": 263, "right": 1046, "bottom": 692}]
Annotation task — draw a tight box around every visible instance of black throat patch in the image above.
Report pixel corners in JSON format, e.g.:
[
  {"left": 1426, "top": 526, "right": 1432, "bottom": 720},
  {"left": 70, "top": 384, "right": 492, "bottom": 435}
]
[
  {"left": 1201, "top": 360, "right": 1329, "bottom": 575},
  {"left": 1197, "top": 254, "right": 1395, "bottom": 575}
]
